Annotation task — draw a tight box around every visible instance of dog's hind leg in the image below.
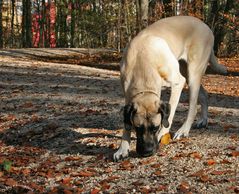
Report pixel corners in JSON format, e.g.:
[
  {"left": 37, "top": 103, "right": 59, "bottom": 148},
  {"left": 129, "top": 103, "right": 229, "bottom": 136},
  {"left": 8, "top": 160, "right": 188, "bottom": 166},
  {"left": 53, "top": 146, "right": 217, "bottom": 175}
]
[{"left": 194, "top": 85, "right": 208, "bottom": 128}]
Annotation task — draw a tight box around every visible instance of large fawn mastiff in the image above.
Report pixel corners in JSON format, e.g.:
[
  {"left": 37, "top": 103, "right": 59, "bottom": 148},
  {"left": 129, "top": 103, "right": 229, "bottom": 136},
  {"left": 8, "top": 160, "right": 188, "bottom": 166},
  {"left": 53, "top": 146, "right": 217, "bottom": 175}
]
[{"left": 113, "top": 16, "right": 227, "bottom": 161}]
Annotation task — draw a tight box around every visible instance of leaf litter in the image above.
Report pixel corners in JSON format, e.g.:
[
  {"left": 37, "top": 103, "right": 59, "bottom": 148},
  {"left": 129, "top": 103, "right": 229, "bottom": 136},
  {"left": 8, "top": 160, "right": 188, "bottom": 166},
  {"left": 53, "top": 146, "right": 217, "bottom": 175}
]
[{"left": 0, "top": 49, "right": 238, "bottom": 193}]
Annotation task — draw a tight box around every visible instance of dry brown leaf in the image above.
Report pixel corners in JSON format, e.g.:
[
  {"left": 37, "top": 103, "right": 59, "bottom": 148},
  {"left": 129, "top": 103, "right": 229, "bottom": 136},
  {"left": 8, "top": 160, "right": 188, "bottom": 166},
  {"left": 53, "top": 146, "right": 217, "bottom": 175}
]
[
  {"left": 189, "top": 169, "right": 205, "bottom": 177},
  {"left": 210, "top": 170, "right": 225, "bottom": 175},
  {"left": 62, "top": 177, "right": 72, "bottom": 185},
  {"left": 22, "top": 168, "right": 31, "bottom": 176},
  {"left": 178, "top": 181, "right": 190, "bottom": 192},
  {"left": 160, "top": 133, "right": 171, "bottom": 145},
  {"left": 78, "top": 170, "right": 95, "bottom": 177},
  {"left": 190, "top": 152, "right": 202, "bottom": 160},
  {"left": 220, "top": 159, "right": 232, "bottom": 164},
  {"left": 154, "top": 170, "right": 162, "bottom": 176},
  {"left": 139, "top": 157, "right": 156, "bottom": 165},
  {"left": 230, "top": 151, "right": 239, "bottom": 157},
  {"left": 120, "top": 160, "right": 134, "bottom": 170},
  {"left": 151, "top": 163, "right": 161, "bottom": 168},
  {"left": 156, "top": 185, "right": 167, "bottom": 191},
  {"left": 91, "top": 188, "right": 100, "bottom": 194},
  {"left": 5, "top": 178, "right": 17, "bottom": 186},
  {"left": 200, "top": 175, "right": 210, "bottom": 182}
]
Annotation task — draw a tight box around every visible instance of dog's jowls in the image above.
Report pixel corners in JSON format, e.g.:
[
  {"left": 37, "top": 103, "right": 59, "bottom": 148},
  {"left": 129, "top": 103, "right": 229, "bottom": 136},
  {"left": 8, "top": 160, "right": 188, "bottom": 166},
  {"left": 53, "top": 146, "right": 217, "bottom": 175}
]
[{"left": 113, "top": 16, "right": 227, "bottom": 161}]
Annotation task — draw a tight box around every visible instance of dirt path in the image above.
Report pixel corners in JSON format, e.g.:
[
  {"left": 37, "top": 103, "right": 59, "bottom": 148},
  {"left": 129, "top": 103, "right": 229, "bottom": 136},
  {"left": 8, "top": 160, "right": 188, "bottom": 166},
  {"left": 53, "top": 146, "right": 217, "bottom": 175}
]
[{"left": 0, "top": 49, "right": 238, "bottom": 193}]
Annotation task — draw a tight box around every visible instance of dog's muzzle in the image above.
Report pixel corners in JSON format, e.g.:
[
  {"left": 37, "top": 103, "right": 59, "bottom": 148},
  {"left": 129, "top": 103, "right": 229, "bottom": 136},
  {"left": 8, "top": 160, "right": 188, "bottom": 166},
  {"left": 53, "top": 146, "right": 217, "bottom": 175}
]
[{"left": 136, "top": 139, "right": 158, "bottom": 157}]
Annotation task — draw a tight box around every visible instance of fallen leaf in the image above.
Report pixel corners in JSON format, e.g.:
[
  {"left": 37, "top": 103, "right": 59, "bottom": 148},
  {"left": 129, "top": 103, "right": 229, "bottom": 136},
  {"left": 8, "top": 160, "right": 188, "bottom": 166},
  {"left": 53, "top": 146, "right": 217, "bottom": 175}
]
[
  {"left": 139, "top": 157, "right": 156, "bottom": 165},
  {"left": 210, "top": 170, "right": 225, "bottom": 175},
  {"left": 91, "top": 188, "right": 100, "bottom": 194},
  {"left": 22, "top": 168, "right": 31, "bottom": 176},
  {"left": 190, "top": 152, "right": 202, "bottom": 160},
  {"left": 220, "top": 159, "right": 232, "bottom": 164},
  {"left": 65, "top": 156, "right": 81, "bottom": 161},
  {"left": 78, "top": 170, "right": 95, "bottom": 177},
  {"left": 178, "top": 181, "right": 190, "bottom": 192},
  {"left": 205, "top": 159, "right": 216, "bottom": 166},
  {"left": 229, "top": 151, "right": 239, "bottom": 157},
  {"left": 100, "top": 181, "right": 110, "bottom": 190},
  {"left": 120, "top": 160, "right": 134, "bottom": 170},
  {"left": 154, "top": 170, "right": 162, "bottom": 176},
  {"left": 5, "top": 178, "right": 17, "bottom": 186},
  {"left": 151, "top": 163, "right": 161, "bottom": 168},
  {"left": 189, "top": 169, "right": 205, "bottom": 177},
  {"left": 63, "top": 189, "right": 73, "bottom": 194},
  {"left": 200, "top": 175, "right": 210, "bottom": 182},
  {"left": 62, "top": 177, "right": 72, "bottom": 185},
  {"left": 156, "top": 185, "right": 167, "bottom": 191},
  {"left": 109, "top": 143, "right": 117, "bottom": 149},
  {"left": 161, "top": 133, "right": 171, "bottom": 145}
]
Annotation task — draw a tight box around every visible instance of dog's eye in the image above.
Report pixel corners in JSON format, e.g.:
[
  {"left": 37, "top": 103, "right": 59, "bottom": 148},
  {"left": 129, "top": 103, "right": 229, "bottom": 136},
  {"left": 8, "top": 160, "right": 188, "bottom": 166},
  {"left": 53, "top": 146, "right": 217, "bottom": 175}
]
[{"left": 149, "top": 125, "right": 159, "bottom": 132}]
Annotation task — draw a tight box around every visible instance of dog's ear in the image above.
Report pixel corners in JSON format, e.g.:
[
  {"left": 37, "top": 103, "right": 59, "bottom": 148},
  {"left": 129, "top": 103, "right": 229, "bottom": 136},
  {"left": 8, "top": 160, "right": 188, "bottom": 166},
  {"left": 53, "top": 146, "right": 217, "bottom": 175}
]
[
  {"left": 123, "top": 103, "right": 136, "bottom": 130},
  {"left": 159, "top": 102, "right": 170, "bottom": 128}
]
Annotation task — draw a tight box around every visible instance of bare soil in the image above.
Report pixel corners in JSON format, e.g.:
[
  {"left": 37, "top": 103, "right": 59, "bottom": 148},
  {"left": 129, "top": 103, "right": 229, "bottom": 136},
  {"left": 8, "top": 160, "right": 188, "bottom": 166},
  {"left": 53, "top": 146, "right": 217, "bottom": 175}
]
[{"left": 0, "top": 49, "right": 238, "bottom": 193}]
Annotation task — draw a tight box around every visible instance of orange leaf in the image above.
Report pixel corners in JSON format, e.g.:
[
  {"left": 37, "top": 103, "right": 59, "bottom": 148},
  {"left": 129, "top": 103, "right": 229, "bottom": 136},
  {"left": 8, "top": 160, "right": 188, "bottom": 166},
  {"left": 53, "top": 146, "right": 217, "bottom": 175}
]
[
  {"left": 5, "top": 178, "right": 17, "bottom": 186},
  {"left": 154, "top": 170, "right": 162, "bottom": 176},
  {"left": 206, "top": 159, "right": 216, "bottom": 166},
  {"left": 230, "top": 151, "right": 239, "bottom": 157},
  {"left": 78, "top": 170, "right": 95, "bottom": 177},
  {"left": 22, "top": 168, "right": 31, "bottom": 176},
  {"left": 120, "top": 160, "right": 133, "bottom": 170},
  {"left": 62, "top": 177, "right": 72, "bottom": 185},
  {"left": 160, "top": 133, "right": 171, "bottom": 145},
  {"left": 91, "top": 189, "right": 100, "bottom": 194},
  {"left": 190, "top": 152, "right": 202, "bottom": 160}
]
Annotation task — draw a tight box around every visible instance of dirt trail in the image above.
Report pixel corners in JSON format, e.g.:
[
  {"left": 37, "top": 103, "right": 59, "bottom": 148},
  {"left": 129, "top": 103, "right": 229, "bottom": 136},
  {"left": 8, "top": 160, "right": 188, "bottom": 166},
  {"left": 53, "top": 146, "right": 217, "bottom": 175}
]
[{"left": 0, "top": 49, "right": 238, "bottom": 193}]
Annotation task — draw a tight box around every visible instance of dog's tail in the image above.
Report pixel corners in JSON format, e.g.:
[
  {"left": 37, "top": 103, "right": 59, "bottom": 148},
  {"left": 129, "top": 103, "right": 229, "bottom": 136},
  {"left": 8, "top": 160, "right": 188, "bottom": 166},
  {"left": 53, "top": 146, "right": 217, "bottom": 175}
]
[{"left": 207, "top": 50, "right": 227, "bottom": 75}]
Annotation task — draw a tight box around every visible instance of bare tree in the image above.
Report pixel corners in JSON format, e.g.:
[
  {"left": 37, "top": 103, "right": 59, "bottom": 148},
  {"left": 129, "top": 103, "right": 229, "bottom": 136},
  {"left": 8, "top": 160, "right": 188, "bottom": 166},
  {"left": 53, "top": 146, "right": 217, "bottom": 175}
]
[
  {"left": 0, "top": 0, "right": 3, "bottom": 48},
  {"left": 140, "top": 0, "right": 149, "bottom": 29},
  {"left": 22, "top": 0, "right": 32, "bottom": 47}
]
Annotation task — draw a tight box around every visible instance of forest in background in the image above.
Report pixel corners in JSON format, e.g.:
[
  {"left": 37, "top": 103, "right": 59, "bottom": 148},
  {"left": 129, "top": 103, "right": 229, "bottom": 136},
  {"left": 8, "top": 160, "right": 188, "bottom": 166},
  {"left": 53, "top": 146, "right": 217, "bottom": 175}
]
[{"left": 0, "top": 0, "right": 238, "bottom": 57}]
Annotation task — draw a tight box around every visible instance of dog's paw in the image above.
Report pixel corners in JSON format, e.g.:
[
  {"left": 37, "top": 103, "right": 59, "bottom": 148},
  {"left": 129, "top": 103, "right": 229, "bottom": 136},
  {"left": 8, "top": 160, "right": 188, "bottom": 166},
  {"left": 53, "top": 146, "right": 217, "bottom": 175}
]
[
  {"left": 113, "top": 148, "right": 129, "bottom": 162},
  {"left": 173, "top": 128, "right": 189, "bottom": 140},
  {"left": 194, "top": 118, "right": 208, "bottom": 129}
]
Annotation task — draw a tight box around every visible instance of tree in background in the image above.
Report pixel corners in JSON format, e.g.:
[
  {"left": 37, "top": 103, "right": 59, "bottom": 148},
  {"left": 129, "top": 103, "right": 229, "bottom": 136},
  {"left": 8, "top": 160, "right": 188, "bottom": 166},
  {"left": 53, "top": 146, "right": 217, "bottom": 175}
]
[
  {"left": 0, "top": 0, "right": 3, "bottom": 48},
  {"left": 22, "top": 0, "right": 32, "bottom": 47},
  {"left": 0, "top": 0, "right": 238, "bottom": 56}
]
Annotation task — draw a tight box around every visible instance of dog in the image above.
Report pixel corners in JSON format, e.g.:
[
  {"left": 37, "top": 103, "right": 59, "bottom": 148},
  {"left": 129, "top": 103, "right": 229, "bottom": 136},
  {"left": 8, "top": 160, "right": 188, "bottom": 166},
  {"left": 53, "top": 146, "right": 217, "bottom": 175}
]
[{"left": 113, "top": 16, "right": 227, "bottom": 161}]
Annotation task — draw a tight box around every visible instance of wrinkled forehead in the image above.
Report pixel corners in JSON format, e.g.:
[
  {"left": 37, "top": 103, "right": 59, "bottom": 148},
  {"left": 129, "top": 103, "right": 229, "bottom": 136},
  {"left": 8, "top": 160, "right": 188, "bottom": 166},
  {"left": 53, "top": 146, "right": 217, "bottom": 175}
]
[{"left": 133, "top": 112, "right": 162, "bottom": 127}]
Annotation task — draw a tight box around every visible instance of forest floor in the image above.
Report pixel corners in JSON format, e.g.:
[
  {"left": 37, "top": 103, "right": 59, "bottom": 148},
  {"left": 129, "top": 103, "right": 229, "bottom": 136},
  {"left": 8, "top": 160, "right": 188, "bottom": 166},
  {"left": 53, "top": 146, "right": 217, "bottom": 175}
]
[{"left": 0, "top": 48, "right": 238, "bottom": 194}]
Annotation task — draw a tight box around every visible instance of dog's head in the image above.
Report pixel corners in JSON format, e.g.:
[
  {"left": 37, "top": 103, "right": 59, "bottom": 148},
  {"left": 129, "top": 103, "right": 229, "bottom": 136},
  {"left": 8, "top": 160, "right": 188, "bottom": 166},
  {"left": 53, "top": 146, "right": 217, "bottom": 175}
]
[{"left": 124, "top": 93, "right": 170, "bottom": 157}]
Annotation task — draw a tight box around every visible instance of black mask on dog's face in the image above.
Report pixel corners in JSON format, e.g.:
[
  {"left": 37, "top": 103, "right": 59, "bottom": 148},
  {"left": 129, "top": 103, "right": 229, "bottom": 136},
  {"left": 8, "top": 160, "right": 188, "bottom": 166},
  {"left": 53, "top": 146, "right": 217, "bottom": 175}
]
[{"left": 123, "top": 101, "right": 170, "bottom": 157}]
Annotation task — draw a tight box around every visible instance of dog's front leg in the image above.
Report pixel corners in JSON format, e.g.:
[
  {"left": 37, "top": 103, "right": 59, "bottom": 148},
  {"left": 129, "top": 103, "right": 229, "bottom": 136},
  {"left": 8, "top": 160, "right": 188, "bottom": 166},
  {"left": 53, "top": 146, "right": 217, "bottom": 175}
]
[
  {"left": 113, "top": 129, "right": 131, "bottom": 161},
  {"left": 157, "top": 75, "right": 186, "bottom": 141}
]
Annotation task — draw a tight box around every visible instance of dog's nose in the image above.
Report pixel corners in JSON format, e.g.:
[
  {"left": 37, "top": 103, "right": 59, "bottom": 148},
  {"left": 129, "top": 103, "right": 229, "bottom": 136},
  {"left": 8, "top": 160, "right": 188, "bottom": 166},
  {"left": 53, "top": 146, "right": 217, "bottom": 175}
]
[{"left": 137, "top": 142, "right": 155, "bottom": 157}]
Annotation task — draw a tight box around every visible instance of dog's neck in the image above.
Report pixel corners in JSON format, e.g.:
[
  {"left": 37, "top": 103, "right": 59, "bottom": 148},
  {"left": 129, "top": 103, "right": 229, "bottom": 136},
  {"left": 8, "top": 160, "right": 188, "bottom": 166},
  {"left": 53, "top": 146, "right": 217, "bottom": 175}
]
[{"left": 131, "top": 90, "right": 160, "bottom": 100}]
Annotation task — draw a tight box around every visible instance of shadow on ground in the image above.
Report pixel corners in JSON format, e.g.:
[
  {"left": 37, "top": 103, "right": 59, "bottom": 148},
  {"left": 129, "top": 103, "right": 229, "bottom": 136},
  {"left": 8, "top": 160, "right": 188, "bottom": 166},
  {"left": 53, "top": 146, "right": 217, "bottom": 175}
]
[{"left": 0, "top": 56, "right": 238, "bottom": 157}]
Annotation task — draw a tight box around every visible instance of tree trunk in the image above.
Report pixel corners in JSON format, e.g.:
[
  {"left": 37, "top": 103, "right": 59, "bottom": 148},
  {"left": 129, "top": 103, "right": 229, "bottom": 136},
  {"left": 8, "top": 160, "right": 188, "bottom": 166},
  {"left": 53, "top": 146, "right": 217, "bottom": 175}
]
[
  {"left": 139, "top": 0, "right": 149, "bottom": 29},
  {"left": 213, "top": 0, "right": 234, "bottom": 55},
  {"left": 70, "top": 0, "right": 75, "bottom": 48},
  {"left": 0, "top": 0, "right": 3, "bottom": 48},
  {"left": 22, "top": 0, "right": 32, "bottom": 47},
  {"left": 11, "top": 0, "right": 15, "bottom": 47}
]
